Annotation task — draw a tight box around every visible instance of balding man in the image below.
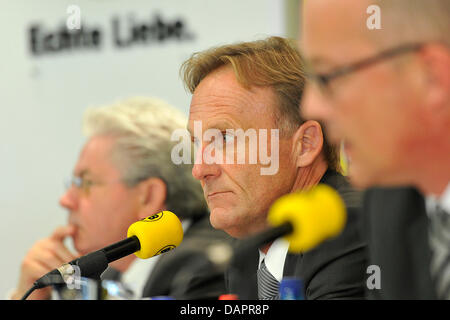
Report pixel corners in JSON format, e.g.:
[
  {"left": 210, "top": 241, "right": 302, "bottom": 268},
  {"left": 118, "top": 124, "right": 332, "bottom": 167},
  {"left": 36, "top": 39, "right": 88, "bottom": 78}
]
[{"left": 300, "top": 0, "right": 449, "bottom": 299}]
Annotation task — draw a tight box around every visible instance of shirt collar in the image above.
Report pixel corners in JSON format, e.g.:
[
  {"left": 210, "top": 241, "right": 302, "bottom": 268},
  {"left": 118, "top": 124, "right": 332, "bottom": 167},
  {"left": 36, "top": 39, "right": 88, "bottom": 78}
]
[
  {"left": 258, "top": 237, "right": 289, "bottom": 282},
  {"left": 121, "top": 218, "right": 193, "bottom": 298},
  {"left": 425, "top": 182, "right": 450, "bottom": 216}
]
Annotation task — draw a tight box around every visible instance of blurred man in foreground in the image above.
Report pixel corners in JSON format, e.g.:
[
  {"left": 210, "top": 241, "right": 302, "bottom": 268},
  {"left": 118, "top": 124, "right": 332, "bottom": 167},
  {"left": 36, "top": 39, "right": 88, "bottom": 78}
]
[
  {"left": 13, "top": 97, "right": 231, "bottom": 299},
  {"left": 301, "top": 0, "right": 449, "bottom": 299},
  {"left": 181, "top": 36, "right": 367, "bottom": 299}
]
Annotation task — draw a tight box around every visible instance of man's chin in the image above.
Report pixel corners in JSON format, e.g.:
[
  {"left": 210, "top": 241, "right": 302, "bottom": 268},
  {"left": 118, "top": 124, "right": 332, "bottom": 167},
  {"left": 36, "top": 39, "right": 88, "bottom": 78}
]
[
  {"left": 347, "top": 162, "right": 402, "bottom": 190},
  {"left": 72, "top": 238, "right": 92, "bottom": 256},
  {"left": 209, "top": 207, "right": 262, "bottom": 239},
  {"left": 209, "top": 207, "right": 227, "bottom": 229},
  {"left": 209, "top": 207, "right": 240, "bottom": 238}
]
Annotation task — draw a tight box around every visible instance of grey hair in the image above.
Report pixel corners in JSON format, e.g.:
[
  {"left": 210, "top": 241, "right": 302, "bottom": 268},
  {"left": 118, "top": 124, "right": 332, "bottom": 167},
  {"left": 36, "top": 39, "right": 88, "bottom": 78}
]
[
  {"left": 82, "top": 96, "right": 207, "bottom": 220},
  {"left": 370, "top": 0, "right": 450, "bottom": 47}
]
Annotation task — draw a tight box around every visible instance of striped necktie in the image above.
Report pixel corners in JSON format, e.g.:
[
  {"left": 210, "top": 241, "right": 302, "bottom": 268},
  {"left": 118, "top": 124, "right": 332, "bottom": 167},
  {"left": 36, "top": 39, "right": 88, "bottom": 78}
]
[
  {"left": 257, "top": 259, "right": 280, "bottom": 300},
  {"left": 429, "top": 204, "right": 450, "bottom": 300}
]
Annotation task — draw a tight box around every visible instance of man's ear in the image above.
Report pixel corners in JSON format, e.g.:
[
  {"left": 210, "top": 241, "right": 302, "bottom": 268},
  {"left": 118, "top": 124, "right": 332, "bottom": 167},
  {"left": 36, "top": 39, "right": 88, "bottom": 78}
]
[
  {"left": 136, "top": 177, "right": 167, "bottom": 220},
  {"left": 419, "top": 44, "right": 450, "bottom": 120},
  {"left": 292, "top": 120, "right": 324, "bottom": 168}
]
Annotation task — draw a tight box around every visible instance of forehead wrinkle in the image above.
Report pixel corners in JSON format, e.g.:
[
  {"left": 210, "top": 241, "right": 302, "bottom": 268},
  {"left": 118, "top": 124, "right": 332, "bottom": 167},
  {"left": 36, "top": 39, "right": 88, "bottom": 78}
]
[
  {"left": 73, "top": 135, "right": 118, "bottom": 180},
  {"left": 189, "top": 66, "right": 278, "bottom": 135},
  {"left": 191, "top": 86, "right": 256, "bottom": 111},
  {"left": 189, "top": 107, "right": 241, "bottom": 136},
  {"left": 190, "top": 93, "right": 255, "bottom": 132},
  {"left": 190, "top": 90, "right": 276, "bottom": 129}
]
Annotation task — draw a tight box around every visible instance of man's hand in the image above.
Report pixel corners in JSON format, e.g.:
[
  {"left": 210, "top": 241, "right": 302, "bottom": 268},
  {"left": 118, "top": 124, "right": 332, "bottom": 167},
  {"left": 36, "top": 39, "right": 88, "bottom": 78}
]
[{"left": 13, "top": 225, "right": 79, "bottom": 300}]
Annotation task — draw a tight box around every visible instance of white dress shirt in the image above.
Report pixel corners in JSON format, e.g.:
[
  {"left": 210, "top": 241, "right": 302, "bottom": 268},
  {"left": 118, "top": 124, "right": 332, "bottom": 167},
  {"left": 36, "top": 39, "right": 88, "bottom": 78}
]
[
  {"left": 121, "top": 218, "right": 193, "bottom": 298},
  {"left": 258, "top": 238, "right": 290, "bottom": 282},
  {"left": 425, "top": 182, "right": 450, "bottom": 217},
  {"left": 121, "top": 253, "right": 161, "bottom": 298}
]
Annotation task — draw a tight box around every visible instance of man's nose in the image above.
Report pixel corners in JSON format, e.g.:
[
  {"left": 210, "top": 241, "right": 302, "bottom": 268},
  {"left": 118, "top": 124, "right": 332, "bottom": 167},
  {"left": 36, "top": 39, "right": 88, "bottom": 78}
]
[
  {"left": 191, "top": 143, "right": 221, "bottom": 181},
  {"left": 59, "top": 187, "right": 79, "bottom": 212}
]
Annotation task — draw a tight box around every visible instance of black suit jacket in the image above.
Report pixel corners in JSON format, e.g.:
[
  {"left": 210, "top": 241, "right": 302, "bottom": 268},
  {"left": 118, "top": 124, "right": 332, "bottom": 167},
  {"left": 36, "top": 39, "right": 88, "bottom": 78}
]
[
  {"left": 102, "top": 214, "right": 233, "bottom": 299},
  {"left": 362, "top": 187, "right": 436, "bottom": 299},
  {"left": 226, "top": 170, "right": 367, "bottom": 299}
]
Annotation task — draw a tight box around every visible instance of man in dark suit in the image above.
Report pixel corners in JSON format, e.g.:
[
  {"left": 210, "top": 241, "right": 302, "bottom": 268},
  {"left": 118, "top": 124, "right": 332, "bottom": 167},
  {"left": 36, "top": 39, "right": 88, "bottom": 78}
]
[
  {"left": 300, "top": 0, "right": 449, "bottom": 299},
  {"left": 181, "top": 37, "right": 367, "bottom": 299},
  {"left": 362, "top": 187, "right": 436, "bottom": 299},
  {"left": 12, "top": 97, "right": 233, "bottom": 300},
  {"left": 227, "top": 170, "right": 366, "bottom": 299}
]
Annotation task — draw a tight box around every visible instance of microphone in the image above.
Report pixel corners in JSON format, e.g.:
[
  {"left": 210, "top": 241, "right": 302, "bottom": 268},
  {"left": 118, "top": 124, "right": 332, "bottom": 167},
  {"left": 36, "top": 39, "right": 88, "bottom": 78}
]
[
  {"left": 176, "top": 184, "right": 347, "bottom": 299},
  {"left": 22, "top": 211, "right": 183, "bottom": 299},
  {"left": 232, "top": 184, "right": 347, "bottom": 262}
]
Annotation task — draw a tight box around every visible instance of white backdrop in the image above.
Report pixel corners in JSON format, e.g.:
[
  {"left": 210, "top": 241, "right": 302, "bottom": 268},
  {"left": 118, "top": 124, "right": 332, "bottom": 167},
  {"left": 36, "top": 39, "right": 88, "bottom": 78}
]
[{"left": 0, "top": 0, "right": 286, "bottom": 297}]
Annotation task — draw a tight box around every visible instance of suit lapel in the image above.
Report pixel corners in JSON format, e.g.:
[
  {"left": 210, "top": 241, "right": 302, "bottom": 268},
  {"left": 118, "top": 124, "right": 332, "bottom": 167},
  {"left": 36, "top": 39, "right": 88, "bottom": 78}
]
[
  {"left": 283, "top": 253, "right": 302, "bottom": 278},
  {"left": 282, "top": 170, "right": 338, "bottom": 278},
  {"left": 228, "top": 248, "right": 259, "bottom": 299},
  {"left": 404, "top": 190, "right": 437, "bottom": 299}
]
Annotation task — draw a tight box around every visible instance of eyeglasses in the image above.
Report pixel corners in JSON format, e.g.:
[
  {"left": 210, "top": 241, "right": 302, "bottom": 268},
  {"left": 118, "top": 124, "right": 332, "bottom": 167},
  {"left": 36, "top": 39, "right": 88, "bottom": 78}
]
[
  {"left": 64, "top": 175, "right": 124, "bottom": 196},
  {"left": 64, "top": 175, "right": 99, "bottom": 196},
  {"left": 304, "top": 43, "right": 424, "bottom": 95}
]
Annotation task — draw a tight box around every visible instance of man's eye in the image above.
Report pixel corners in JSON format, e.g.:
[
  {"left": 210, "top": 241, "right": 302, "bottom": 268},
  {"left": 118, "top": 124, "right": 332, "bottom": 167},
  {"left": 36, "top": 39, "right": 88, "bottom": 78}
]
[
  {"left": 192, "top": 137, "right": 200, "bottom": 148},
  {"left": 223, "top": 132, "right": 234, "bottom": 143},
  {"left": 82, "top": 179, "right": 94, "bottom": 188}
]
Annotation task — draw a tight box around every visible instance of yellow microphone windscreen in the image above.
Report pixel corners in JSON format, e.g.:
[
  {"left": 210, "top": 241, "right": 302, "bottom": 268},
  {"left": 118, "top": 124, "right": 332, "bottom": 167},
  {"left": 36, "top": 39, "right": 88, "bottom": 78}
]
[
  {"left": 127, "top": 211, "right": 184, "bottom": 259},
  {"left": 267, "top": 184, "right": 346, "bottom": 253}
]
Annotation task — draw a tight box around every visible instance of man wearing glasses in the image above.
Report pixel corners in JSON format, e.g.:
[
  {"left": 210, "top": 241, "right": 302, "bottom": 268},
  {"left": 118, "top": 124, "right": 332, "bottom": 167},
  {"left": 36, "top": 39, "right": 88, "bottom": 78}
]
[
  {"left": 11, "top": 97, "right": 232, "bottom": 299},
  {"left": 300, "top": 0, "right": 449, "bottom": 299}
]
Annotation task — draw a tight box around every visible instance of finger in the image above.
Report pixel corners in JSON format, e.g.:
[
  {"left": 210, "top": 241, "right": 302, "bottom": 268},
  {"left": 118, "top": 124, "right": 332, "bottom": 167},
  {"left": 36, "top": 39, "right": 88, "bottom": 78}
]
[
  {"left": 17, "top": 259, "right": 53, "bottom": 300},
  {"left": 28, "top": 246, "right": 67, "bottom": 271},
  {"left": 27, "top": 238, "right": 66, "bottom": 269},
  {"left": 50, "top": 225, "right": 76, "bottom": 242},
  {"left": 22, "top": 257, "right": 53, "bottom": 281},
  {"left": 31, "top": 235, "right": 78, "bottom": 267}
]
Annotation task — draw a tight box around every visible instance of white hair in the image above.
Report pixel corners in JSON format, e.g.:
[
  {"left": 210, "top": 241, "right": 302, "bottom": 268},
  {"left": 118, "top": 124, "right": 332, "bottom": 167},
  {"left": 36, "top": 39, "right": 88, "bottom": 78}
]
[{"left": 82, "top": 96, "right": 206, "bottom": 220}]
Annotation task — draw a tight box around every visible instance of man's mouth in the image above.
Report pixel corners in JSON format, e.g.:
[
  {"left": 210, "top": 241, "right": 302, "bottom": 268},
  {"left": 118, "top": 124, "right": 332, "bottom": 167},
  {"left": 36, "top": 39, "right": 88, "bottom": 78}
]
[
  {"left": 207, "top": 191, "right": 232, "bottom": 199},
  {"left": 67, "top": 216, "right": 80, "bottom": 232}
]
